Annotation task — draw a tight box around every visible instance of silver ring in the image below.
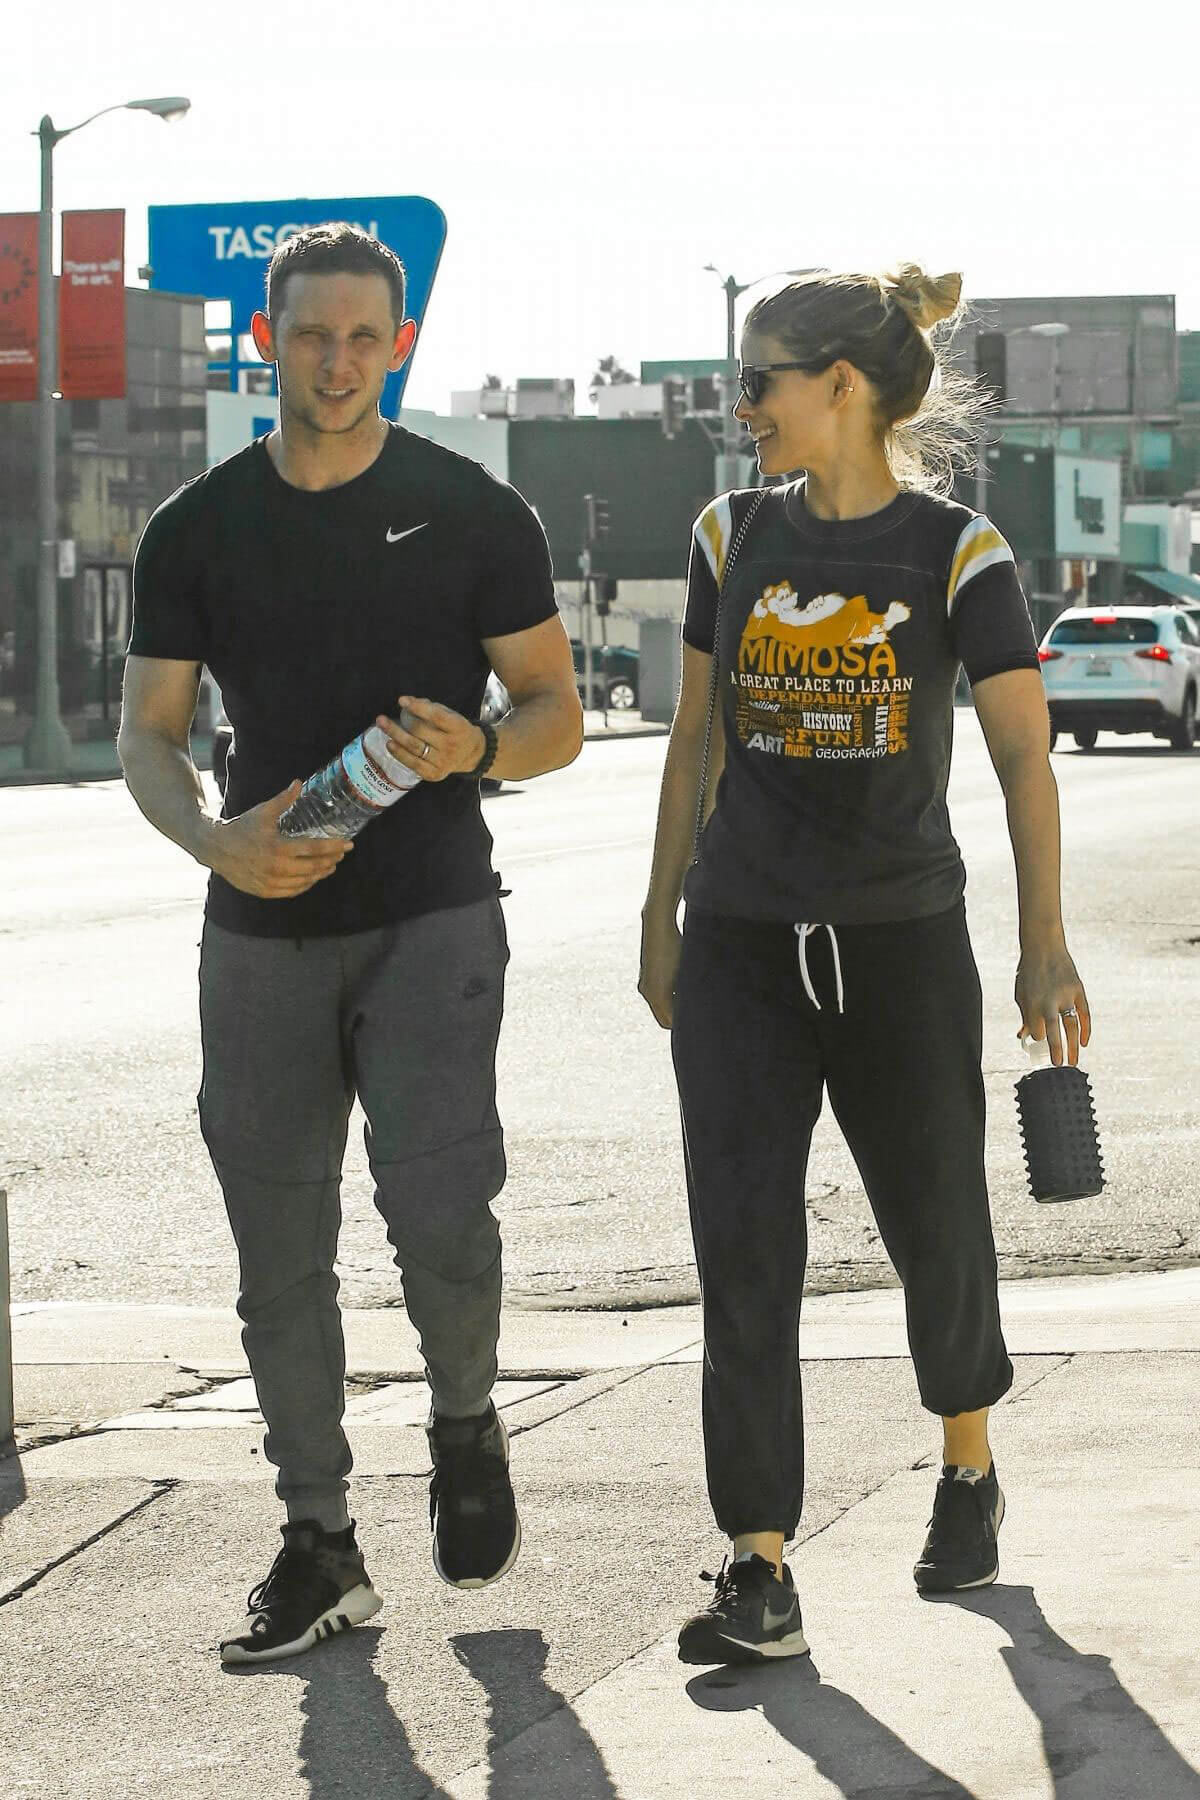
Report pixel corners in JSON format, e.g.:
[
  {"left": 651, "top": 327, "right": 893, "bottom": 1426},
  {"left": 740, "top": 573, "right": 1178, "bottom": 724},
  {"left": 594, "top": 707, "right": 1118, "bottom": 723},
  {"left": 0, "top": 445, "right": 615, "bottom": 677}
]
[
  {"left": 1060, "top": 1005, "right": 1078, "bottom": 1019},
  {"left": 420, "top": 742, "right": 430, "bottom": 760}
]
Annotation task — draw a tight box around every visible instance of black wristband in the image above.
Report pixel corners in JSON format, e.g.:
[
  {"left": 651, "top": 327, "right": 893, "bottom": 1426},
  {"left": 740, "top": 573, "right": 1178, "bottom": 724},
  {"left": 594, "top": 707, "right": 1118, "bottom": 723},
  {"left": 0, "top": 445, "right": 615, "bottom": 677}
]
[{"left": 465, "top": 719, "right": 499, "bottom": 780}]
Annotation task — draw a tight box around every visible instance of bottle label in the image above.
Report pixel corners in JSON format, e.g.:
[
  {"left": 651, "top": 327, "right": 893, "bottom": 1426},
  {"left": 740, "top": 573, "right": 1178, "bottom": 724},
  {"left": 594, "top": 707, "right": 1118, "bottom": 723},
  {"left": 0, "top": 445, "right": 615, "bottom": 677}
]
[{"left": 341, "top": 731, "right": 417, "bottom": 809}]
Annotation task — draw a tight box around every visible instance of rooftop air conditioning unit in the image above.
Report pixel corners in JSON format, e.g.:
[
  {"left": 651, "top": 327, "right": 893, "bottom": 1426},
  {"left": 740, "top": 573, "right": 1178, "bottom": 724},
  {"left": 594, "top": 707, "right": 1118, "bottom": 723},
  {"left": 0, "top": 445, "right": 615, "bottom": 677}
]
[{"left": 513, "top": 377, "right": 575, "bottom": 419}]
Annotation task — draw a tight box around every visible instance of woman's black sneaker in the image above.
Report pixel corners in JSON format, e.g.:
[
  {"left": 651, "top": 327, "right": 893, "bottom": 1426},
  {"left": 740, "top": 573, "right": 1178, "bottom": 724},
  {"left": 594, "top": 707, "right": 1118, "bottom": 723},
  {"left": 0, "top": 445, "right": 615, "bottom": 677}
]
[
  {"left": 220, "top": 1520, "right": 382, "bottom": 1665},
  {"left": 428, "top": 1403, "right": 521, "bottom": 1589},
  {"left": 914, "top": 1463, "right": 1005, "bottom": 1594},
  {"left": 678, "top": 1553, "right": 810, "bottom": 1665}
]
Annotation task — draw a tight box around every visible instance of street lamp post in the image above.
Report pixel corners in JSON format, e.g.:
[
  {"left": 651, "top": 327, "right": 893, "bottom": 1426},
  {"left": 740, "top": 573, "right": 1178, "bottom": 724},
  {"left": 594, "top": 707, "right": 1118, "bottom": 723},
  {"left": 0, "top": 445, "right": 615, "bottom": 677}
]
[
  {"left": 702, "top": 264, "right": 817, "bottom": 490},
  {"left": 24, "top": 96, "right": 190, "bottom": 773},
  {"left": 1025, "top": 320, "right": 1071, "bottom": 440},
  {"left": 974, "top": 320, "right": 1070, "bottom": 522}
]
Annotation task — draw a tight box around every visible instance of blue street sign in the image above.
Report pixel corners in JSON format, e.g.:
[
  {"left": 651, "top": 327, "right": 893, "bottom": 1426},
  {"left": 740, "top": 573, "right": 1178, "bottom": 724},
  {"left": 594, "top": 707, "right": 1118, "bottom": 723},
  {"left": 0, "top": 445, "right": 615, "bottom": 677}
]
[{"left": 147, "top": 196, "right": 446, "bottom": 413}]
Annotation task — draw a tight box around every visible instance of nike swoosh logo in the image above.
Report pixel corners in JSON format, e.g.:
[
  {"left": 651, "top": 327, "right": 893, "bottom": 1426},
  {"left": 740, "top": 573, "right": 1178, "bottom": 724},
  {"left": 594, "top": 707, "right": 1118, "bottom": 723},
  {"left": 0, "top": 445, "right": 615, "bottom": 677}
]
[
  {"left": 760, "top": 1600, "right": 796, "bottom": 1631},
  {"left": 386, "top": 523, "right": 428, "bottom": 543}
]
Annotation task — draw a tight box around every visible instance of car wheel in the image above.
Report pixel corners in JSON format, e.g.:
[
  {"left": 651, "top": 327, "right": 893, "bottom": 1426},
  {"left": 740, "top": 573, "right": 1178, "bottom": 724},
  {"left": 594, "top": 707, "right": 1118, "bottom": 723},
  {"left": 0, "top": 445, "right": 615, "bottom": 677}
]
[
  {"left": 608, "top": 679, "right": 637, "bottom": 711},
  {"left": 1074, "top": 728, "right": 1098, "bottom": 752},
  {"left": 1169, "top": 688, "right": 1196, "bottom": 752}
]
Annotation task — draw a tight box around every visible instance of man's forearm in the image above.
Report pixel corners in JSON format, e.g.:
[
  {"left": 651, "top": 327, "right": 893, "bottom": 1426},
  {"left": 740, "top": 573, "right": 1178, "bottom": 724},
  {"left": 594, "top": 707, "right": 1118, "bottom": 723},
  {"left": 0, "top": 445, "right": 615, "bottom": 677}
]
[
  {"left": 490, "top": 687, "right": 583, "bottom": 781},
  {"left": 118, "top": 727, "right": 221, "bottom": 870}
]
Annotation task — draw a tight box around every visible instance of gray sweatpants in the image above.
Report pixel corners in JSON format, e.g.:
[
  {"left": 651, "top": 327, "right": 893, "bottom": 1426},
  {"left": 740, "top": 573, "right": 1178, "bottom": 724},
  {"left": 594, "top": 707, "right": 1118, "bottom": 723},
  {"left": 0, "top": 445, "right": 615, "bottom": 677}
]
[{"left": 197, "top": 897, "right": 510, "bottom": 1532}]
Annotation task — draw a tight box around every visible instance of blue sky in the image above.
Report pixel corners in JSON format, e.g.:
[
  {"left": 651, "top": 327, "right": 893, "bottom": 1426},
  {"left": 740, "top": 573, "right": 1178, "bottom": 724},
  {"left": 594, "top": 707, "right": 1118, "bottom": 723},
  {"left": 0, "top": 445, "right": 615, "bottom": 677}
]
[{"left": 6, "top": 0, "right": 1195, "bottom": 414}]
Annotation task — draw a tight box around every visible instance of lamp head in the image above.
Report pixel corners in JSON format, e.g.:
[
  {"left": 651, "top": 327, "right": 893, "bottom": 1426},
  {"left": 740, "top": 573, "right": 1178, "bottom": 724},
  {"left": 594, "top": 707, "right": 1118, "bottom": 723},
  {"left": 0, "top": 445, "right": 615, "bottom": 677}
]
[{"left": 127, "top": 96, "right": 191, "bottom": 122}]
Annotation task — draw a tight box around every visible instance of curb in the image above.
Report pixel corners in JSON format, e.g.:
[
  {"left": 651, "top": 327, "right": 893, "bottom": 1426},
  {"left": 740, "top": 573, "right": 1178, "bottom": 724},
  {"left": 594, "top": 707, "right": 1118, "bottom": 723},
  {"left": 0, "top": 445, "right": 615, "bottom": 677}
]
[
  {"left": 582, "top": 722, "right": 669, "bottom": 742},
  {"left": 1, "top": 732, "right": 664, "bottom": 786},
  {"left": 0, "top": 765, "right": 125, "bottom": 788}
]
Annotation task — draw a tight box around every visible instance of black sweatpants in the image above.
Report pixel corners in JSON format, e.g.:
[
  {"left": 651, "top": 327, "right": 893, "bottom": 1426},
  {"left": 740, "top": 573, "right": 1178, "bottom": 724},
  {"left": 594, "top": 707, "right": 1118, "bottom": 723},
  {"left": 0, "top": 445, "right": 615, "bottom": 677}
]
[{"left": 671, "top": 900, "right": 1013, "bottom": 1540}]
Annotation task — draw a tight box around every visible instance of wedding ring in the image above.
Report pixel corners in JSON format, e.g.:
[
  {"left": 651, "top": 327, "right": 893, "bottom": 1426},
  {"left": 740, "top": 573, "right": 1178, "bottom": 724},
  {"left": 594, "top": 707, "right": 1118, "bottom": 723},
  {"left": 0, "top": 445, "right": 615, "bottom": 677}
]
[
  {"left": 1060, "top": 1005, "right": 1078, "bottom": 1019},
  {"left": 421, "top": 742, "right": 430, "bottom": 759}
]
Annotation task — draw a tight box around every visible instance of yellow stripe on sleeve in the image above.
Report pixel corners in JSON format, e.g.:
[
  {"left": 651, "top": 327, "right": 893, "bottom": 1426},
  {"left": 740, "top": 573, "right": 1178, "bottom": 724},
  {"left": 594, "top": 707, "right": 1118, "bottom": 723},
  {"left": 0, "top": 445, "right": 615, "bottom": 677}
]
[
  {"left": 947, "top": 516, "right": 1014, "bottom": 613},
  {"left": 696, "top": 494, "right": 733, "bottom": 588}
]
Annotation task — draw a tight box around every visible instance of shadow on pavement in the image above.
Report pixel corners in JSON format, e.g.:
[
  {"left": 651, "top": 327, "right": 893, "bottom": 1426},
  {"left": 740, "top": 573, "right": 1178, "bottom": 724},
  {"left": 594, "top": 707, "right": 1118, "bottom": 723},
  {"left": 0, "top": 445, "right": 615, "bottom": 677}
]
[
  {"left": 687, "top": 1655, "right": 974, "bottom": 1798},
  {"left": 950, "top": 1584, "right": 1200, "bottom": 1798},
  {"left": 0, "top": 1448, "right": 27, "bottom": 1526},
  {"left": 451, "top": 1627, "right": 618, "bottom": 1800},
  {"left": 226, "top": 1626, "right": 452, "bottom": 1799},
  {"left": 687, "top": 1583, "right": 1200, "bottom": 1797}
]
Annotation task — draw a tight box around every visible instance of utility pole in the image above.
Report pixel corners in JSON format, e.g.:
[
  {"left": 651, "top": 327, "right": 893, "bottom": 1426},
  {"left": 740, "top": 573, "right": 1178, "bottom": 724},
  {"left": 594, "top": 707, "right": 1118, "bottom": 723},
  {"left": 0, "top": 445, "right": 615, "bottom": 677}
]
[
  {"left": 581, "top": 494, "right": 610, "bottom": 718},
  {"left": 26, "top": 117, "right": 72, "bottom": 772},
  {"left": 24, "top": 95, "right": 190, "bottom": 771},
  {"left": 702, "top": 264, "right": 818, "bottom": 497}
]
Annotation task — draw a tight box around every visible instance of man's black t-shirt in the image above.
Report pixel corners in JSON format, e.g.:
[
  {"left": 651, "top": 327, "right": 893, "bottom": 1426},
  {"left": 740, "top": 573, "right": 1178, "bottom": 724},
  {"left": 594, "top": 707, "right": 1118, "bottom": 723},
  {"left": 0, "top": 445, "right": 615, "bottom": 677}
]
[
  {"left": 129, "top": 424, "right": 557, "bottom": 938},
  {"left": 682, "top": 481, "right": 1041, "bottom": 924}
]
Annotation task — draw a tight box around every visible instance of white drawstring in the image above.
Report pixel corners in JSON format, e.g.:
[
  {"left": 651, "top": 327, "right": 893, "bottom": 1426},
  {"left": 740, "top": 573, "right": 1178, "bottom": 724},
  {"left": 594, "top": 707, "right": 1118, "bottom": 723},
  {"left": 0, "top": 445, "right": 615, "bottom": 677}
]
[{"left": 794, "top": 923, "right": 845, "bottom": 1015}]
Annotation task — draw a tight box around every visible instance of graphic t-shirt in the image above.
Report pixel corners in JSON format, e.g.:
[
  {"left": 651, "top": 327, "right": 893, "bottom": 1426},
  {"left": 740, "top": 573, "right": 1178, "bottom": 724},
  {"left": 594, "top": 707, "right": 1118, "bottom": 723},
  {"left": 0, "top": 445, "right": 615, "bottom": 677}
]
[
  {"left": 682, "top": 481, "right": 1040, "bottom": 924},
  {"left": 129, "top": 423, "right": 557, "bottom": 938}
]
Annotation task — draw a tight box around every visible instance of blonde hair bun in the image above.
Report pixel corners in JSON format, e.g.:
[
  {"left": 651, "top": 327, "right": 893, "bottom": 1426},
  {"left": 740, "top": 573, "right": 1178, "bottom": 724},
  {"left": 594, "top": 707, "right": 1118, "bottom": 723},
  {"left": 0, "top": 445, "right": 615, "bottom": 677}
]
[{"left": 883, "top": 265, "right": 963, "bottom": 333}]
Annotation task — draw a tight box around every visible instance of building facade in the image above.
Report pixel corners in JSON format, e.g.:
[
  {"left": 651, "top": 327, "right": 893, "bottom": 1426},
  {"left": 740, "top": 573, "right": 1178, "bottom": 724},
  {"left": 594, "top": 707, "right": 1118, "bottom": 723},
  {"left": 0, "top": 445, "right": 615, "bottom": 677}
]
[{"left": 0, "top": 287, "right": 206, "bottom": 736}]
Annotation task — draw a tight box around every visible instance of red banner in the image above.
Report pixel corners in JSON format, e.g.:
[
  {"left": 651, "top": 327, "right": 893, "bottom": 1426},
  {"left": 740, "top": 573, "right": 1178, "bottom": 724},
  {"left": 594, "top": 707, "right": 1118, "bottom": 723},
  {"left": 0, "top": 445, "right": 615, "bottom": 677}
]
[
  {"left": 60, "top": 210, "right": 126, "bottom": 400},
  {"left": 0, "top": 213, "right": 39, "bottom": 403}
]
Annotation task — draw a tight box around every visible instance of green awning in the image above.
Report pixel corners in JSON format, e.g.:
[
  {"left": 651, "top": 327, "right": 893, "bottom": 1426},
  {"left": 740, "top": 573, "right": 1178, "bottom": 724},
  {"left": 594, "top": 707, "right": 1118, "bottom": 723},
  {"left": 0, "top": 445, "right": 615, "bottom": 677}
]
[{"left": 1131, "top": 568, "right": 1200, "bottom": 602}]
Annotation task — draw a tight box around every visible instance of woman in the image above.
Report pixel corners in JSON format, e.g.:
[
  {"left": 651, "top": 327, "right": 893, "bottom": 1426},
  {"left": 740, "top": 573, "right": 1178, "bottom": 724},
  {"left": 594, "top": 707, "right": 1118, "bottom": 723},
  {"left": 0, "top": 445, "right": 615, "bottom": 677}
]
[{"left": 639, "top": 265, "right": 1091, "bottom": 1666}]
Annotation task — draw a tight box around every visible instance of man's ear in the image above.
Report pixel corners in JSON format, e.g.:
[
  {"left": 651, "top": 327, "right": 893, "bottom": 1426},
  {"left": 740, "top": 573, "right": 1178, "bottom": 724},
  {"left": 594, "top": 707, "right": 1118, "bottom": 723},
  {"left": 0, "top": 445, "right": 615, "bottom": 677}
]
[
  {"left": 250, "top": 310, "right": 276, "bottom": 364},
  {"left": 389, "top": 318, "right": 418, "bottom": 374}
]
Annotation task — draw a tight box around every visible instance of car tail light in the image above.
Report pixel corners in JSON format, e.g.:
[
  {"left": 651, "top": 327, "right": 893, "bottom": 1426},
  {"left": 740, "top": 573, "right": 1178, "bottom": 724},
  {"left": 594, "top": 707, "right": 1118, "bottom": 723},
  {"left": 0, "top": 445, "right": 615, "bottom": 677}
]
[
  {"left": 1038, "top": 647, "right": 1063, "bottom": 662},
  {"left": 1092, "top": 614, "right": 1118, "bottom": 625},
  {"left": 1135, "top": 645, "right": 1171, "bottom": 663}
]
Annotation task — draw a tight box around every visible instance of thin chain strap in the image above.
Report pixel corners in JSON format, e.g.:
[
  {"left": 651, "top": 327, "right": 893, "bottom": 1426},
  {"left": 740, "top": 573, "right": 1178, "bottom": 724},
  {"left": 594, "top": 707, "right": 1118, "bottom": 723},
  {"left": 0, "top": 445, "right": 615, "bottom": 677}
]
[{"left": 691, "top": 489, "right": 769, "bottom": 866}]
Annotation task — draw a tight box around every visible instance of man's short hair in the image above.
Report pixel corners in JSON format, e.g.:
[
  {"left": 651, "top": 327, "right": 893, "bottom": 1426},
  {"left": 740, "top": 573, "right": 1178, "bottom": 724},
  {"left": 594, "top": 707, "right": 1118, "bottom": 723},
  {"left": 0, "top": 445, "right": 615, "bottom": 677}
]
[{"left": 266, "top": 223, "right": 407, "bottom": 324}]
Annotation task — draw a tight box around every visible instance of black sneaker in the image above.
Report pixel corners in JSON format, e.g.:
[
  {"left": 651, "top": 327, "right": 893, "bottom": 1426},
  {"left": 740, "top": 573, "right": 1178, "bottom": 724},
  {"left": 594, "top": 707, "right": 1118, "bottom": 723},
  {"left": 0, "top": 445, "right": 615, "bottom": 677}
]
[
  {"left": 914, "top": 1462, "right": 1005, "bottom": 1595},
  {"left": 428, "top": 1403, "right": 521, "bottom": 1589},
  {"left": 678, "top": 1553, "right": 810, "bottom": 1666},
  {"left": 220, "top": 1520, "right": 382, "bottom": 1665}
]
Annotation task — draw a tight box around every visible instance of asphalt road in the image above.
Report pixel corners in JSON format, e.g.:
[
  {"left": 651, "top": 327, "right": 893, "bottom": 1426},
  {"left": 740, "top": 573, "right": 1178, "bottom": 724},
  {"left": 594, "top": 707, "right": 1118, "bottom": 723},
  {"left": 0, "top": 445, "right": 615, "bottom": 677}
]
[{"left": 2, "top": 716, "right": 1198, "bottom": 1311}]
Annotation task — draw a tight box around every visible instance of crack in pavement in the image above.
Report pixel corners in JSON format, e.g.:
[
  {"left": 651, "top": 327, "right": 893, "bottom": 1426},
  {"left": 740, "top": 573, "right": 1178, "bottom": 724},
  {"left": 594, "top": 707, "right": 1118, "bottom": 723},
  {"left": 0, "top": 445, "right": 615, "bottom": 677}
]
[{"left": 0, "top": 1479, "right": 178, "bottom": 1609}]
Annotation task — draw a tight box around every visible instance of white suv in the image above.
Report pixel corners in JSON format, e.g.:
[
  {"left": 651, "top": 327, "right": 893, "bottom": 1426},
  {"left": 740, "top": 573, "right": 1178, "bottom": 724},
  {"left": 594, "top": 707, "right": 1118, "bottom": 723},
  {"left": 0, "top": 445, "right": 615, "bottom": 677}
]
[{"left": 1037, "top": 606, "right": 1199, "bottom": 752}]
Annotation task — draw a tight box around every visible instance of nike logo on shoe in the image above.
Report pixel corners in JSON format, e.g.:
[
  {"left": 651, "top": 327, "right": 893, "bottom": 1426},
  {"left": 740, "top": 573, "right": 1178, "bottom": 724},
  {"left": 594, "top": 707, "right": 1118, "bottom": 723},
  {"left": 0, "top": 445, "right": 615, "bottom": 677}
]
[
  {"left": 386, "top": 523, "right": 428, "bottom": 543},
  {"left": 760, "top": 1597, "right": 798, "bottom": 1632}
]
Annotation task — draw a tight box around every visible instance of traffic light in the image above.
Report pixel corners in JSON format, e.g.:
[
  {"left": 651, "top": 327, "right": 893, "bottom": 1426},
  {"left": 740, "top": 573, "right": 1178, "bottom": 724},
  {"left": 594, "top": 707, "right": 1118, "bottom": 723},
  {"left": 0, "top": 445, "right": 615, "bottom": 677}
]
[
  {"left": 662, "top": 375, "right": 688, "bottom": 439},
  {"left": 584, "top": 494, "right": 610, "bottom": 546},
  {"left": 596, "top": 577, "right": 618, "bottom": 617},
  {"left": 976, "top": 332, "right": 1007, "bottom": 406}
]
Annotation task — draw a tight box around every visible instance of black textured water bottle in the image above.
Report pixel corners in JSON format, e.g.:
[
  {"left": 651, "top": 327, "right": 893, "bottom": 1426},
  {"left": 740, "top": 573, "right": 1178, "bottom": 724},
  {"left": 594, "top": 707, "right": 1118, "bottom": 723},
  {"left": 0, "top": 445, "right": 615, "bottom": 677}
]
[{"left": 1015, "top": 1038, "right": 1104, "bottom": 1204}]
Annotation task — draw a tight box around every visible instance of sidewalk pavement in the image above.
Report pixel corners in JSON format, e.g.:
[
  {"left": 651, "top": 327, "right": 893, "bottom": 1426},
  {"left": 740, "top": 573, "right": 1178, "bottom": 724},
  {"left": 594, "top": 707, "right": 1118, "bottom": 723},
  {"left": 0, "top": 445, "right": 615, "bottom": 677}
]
[
  {"left": 3, "top": 1269, "right": 1198, "bottom": 1799},
  {"left": 0, "top": 712, "right": 667, "bottom": 787}
]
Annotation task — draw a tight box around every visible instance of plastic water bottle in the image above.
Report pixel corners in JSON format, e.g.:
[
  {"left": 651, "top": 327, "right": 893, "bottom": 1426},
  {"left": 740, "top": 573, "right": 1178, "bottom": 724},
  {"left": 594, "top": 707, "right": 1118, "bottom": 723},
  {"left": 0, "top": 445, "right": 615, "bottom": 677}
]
[
  {"left": 279, "top": 716, "right": 421, "bottom": 839},
  {"left": 1015, "top": 1034, "right": 1104, "bottom": 1204}
]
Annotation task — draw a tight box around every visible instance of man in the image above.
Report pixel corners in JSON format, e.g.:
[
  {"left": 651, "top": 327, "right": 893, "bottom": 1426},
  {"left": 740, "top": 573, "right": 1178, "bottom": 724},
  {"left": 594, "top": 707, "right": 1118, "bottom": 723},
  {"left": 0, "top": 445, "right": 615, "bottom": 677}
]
[{"left": 119, "top": 223, "right": 582, "bottom": 1664}]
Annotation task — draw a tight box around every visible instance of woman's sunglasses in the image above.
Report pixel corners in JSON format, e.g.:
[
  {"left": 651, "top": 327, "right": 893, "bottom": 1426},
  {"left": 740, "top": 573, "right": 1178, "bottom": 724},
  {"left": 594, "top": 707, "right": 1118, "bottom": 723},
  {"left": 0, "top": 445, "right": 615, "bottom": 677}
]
[{"left": 737, "top": 361, "right": 819, "bottom": 406}]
